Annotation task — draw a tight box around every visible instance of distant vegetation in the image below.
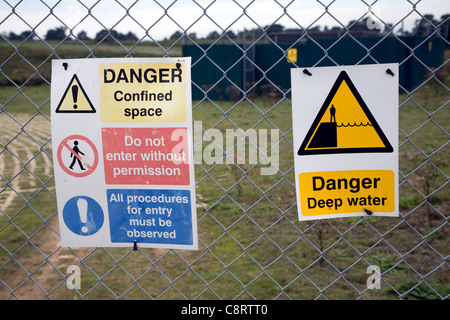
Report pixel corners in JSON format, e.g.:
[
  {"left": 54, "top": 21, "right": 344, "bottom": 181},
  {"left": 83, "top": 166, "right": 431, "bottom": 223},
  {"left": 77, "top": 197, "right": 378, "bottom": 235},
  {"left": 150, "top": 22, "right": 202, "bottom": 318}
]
[
  {"left": 0, "top": 13, "right": 448, "bottom": 87},
  {"left": 3, "top": 13, "right": 449, "bottom": 43},
  {"left": 7, "top": 27, "right": 139, "bottom": 42}
]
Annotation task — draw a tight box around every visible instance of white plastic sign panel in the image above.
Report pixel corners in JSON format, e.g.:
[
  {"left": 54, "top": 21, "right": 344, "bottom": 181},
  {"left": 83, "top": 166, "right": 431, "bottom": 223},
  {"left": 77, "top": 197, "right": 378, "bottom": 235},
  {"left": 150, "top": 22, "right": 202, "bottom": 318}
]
[
  {"left": 51, "top": 58, "right": 198, "bottom": 250},
  {"left": 291, "top": 64, "right": 399, "bottom": 221}
]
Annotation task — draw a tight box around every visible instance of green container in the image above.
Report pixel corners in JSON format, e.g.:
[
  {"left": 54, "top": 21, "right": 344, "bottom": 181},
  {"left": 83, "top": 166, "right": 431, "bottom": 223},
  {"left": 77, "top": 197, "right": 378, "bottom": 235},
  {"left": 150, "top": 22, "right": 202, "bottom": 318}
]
[{"left": 182, "top": 36, "right": 445, "bottom": 100}]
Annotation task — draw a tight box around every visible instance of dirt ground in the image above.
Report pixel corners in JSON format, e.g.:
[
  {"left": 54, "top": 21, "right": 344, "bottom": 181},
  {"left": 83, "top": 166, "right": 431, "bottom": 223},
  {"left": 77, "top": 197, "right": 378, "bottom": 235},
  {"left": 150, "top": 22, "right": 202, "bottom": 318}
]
[{"left": 0, "top": 113, "right": 83, "bottom": 299}]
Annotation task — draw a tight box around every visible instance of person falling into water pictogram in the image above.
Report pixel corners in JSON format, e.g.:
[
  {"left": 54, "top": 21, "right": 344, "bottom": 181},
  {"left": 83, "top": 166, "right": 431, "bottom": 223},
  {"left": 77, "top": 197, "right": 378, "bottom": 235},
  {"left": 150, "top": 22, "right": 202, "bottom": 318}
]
[
  {"left": 330, "top": 104, "right": 336, "bottom": 123},
  {"left": 69, "top": 141, "right": 85, "bottom": 171}
]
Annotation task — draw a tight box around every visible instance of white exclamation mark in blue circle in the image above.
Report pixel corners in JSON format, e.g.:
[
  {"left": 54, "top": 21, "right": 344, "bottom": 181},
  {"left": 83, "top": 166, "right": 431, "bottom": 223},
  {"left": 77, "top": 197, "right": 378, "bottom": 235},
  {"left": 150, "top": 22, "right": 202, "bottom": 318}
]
[
  {"left": 62, "top": 196, "right": 104, "bottom": 236},
  {"left": 77, "top": 198, "right": 89, "bottom": 233}
]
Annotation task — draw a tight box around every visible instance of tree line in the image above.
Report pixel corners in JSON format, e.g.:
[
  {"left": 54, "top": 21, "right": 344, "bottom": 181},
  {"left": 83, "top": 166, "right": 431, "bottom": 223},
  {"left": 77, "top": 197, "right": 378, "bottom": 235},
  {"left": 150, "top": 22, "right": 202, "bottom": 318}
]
[
  {"left": 6, "top": 27, "right": 138, "bottom": 41},
  {"left": 4, "top": 13, "right": 449, "bottom": 42}
]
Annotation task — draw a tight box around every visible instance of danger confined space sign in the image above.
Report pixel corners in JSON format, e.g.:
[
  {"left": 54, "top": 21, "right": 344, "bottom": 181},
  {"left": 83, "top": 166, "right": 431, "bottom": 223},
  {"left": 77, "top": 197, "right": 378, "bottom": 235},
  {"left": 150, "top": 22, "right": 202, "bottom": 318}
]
[
  {"left": 51, "top": 58, "right": 197, "bottom": 250},
  {"left": 100, "top": 62, "right": 187, "bottom": 123}
]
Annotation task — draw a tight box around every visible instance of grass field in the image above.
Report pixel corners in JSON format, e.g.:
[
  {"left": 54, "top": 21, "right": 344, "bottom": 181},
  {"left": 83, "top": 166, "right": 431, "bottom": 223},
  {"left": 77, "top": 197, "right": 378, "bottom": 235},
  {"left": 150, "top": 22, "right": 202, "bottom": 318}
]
[
  {"left": 0, "top": 40, "right": 182, "bottom": 86},
  {"left": 0, "top": 41, "right": 448, "bottom": 300}
]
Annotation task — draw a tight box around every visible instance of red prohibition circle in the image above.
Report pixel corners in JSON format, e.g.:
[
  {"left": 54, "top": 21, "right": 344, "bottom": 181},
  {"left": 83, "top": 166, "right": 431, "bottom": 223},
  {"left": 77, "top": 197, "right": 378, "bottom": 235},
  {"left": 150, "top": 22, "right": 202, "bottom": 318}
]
[{"left": 57, "top": 135, "right": 99, "bottom": 178}]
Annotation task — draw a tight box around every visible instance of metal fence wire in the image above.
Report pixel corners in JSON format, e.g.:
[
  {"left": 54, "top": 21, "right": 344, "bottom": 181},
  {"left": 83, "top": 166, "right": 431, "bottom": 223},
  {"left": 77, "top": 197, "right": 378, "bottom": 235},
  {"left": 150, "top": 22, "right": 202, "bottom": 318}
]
[{"left": 0, "top": 0, "right": 449, "bottom": 300}]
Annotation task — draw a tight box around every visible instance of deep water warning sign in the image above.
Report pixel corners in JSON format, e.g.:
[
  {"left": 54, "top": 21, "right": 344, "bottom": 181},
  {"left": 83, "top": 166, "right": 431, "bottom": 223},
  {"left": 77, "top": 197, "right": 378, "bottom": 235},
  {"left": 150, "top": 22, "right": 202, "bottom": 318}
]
[
  {"left": 51, "top": 58, "right": 197, "bottom": 249},
  {"left": 291, "top": 64, "right": 399, "bottom": 221},
  {"left": 297, "top": 70, "right": 393, "bottom": 155}
]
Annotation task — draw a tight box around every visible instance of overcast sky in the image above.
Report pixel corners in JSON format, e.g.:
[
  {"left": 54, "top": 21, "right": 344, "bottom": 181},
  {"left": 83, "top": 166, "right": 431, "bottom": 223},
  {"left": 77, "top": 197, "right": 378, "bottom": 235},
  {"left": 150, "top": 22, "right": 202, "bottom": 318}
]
[{"left": 1, "top": 0, "right": 449, "bottom": 40}]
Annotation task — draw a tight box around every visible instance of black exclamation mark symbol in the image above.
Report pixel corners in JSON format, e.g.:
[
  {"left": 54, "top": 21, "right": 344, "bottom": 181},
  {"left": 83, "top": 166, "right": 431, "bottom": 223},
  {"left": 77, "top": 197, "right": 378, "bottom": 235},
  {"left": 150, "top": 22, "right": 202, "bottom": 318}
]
[{"left": 72, "top": 85, "right": 78, "bottom": 109}]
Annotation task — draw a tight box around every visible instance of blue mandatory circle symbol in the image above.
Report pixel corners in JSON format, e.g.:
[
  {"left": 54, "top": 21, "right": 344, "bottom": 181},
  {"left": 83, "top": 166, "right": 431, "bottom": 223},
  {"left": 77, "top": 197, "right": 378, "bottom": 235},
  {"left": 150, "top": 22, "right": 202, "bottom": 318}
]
[{"left": 63, "top": 196, "right": 104, "bottom": 236}]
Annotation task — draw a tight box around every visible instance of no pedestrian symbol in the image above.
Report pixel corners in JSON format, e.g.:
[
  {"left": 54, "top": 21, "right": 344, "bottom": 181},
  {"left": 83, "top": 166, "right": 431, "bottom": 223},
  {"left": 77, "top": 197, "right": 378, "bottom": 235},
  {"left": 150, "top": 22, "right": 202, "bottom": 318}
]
[{"left": 57, "top": 135, "right": 99, "bottom": 178}]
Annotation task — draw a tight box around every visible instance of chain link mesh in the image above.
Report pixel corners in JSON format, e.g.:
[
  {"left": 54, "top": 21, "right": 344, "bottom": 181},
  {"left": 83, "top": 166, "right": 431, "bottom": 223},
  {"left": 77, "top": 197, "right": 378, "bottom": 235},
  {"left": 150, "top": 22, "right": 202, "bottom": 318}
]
[{"left": 0, "top": 0, "right": 448, "bottom": 300}]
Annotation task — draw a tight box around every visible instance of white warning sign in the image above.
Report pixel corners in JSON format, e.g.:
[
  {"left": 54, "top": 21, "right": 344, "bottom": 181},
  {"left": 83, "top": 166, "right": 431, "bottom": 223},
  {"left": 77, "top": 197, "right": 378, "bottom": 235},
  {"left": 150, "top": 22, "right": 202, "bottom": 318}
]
[{"left": 291, "top": 64, "right": 399, "bottom": 221}]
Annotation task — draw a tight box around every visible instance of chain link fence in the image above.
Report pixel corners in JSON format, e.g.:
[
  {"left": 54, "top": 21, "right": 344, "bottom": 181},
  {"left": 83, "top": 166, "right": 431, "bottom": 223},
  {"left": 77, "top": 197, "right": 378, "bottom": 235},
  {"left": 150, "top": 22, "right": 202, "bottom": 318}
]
[{"left": 0, "top": 0, "right": 448, "bottom": 300}]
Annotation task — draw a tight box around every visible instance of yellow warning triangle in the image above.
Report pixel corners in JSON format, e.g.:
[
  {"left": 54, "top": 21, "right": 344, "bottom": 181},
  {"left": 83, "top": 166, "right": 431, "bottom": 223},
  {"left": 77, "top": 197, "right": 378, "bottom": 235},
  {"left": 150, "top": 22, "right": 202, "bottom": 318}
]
[
  {"left": 298, "top": 71, "right": 392, "bottom": 155},
  {"left": 56, "top": 75, "right": 96, "bottom": 113}
]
